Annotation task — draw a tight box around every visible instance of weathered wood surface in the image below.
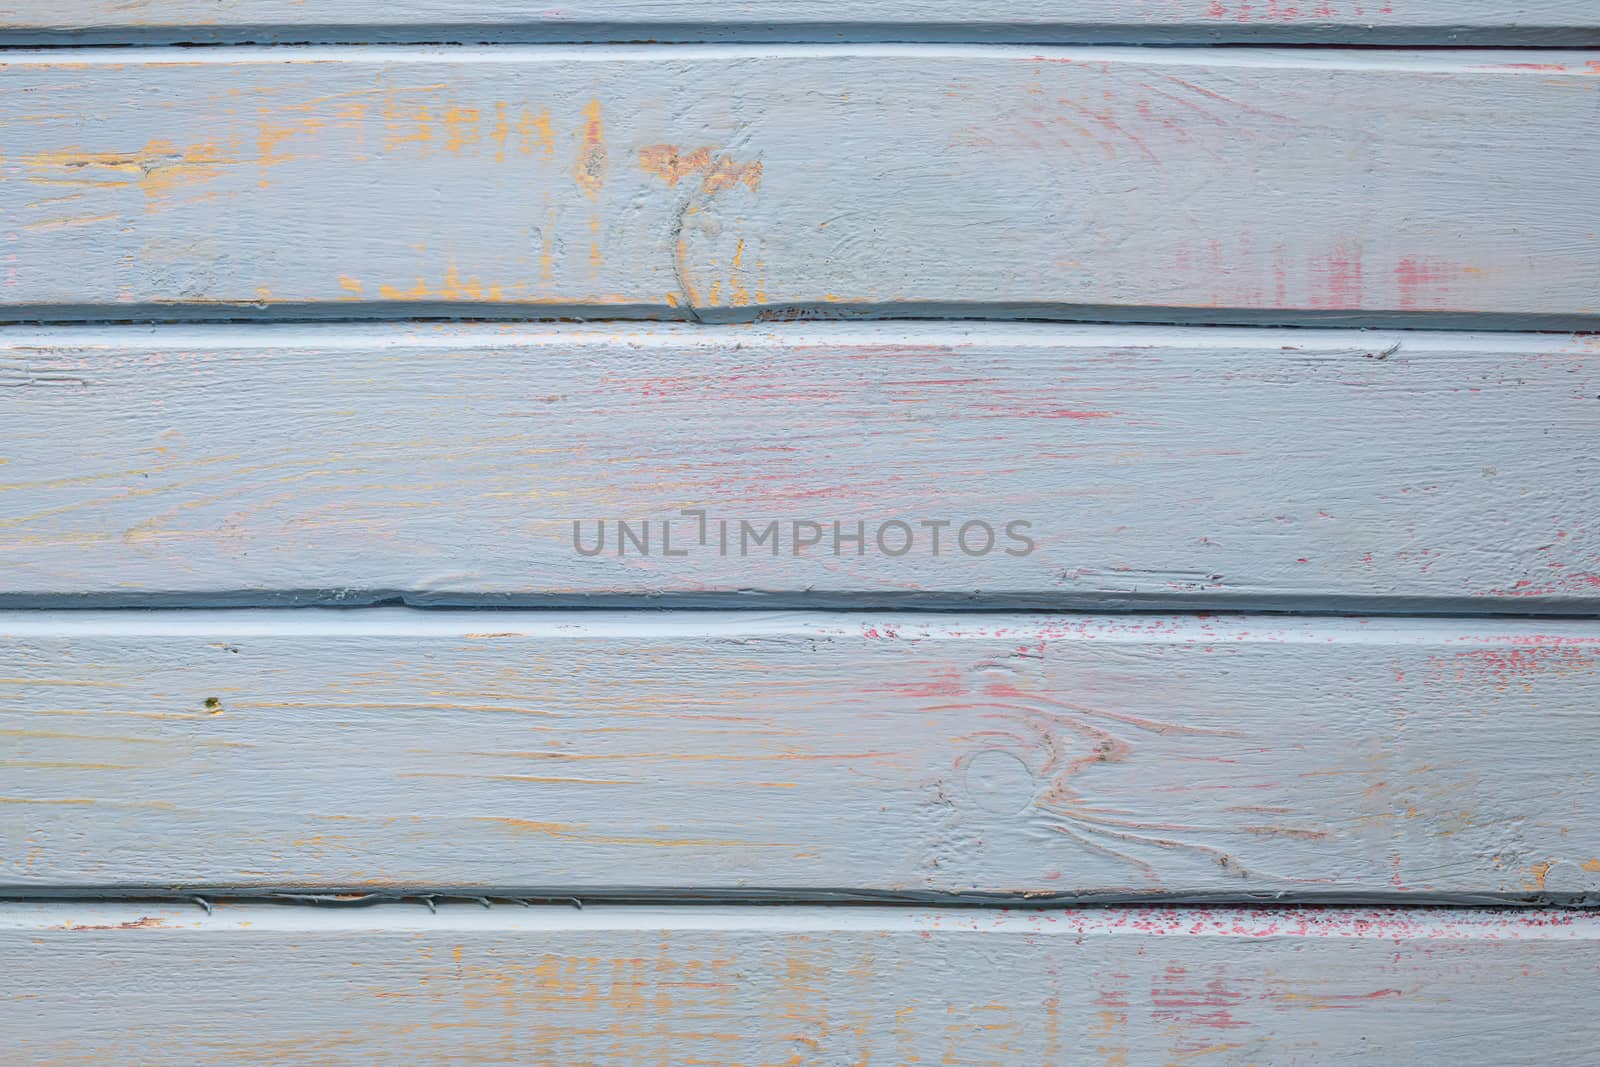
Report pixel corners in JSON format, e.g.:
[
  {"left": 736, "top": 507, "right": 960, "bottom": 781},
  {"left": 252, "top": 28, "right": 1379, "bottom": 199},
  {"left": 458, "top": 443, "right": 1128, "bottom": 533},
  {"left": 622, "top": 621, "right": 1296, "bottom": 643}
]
[
  {"left": 3, "top": 48, "right": 1598, "bottom": 325},
  {"left": 4, "top": 903, "right": 1597, "bottom": 1064},
  {"left": 4, "top": 610, "right": 1599, "bottom": 898},
  {"left": 4, "top": 323, "right": 1596, "bottom": 611},
  {"left": 4, "top": 1, "right": 1598, "bottom": 44}
]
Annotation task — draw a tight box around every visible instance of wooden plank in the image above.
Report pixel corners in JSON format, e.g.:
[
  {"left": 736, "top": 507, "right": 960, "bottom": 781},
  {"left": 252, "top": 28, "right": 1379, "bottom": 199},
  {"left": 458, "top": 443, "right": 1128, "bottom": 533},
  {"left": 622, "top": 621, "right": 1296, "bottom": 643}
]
[
  {"left": 4, "top": 609, "right": 1598, "bottom": 898},
  {"left": 3, "top": 1, "right": 1598, "bottom": 45},
  {"left": 4, "top": 903, "right": 1597, "bottom": 1063},
  {"left": 3, "top": 323, "right": 1595, "bottom": 611},
  {"left": 2, "top": 47, "right": 1598, "bottom": 326}
]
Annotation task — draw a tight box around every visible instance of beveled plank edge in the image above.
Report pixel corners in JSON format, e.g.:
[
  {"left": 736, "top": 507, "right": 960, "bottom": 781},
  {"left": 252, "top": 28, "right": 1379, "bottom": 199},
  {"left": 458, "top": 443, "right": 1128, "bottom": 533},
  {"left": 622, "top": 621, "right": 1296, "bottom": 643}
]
[
  {"left": 1, "top": 22, "right": 1597, "bottom": 47},
  {"left": 5, "top": 901, "right": 1598, "bottom": 935},
  {"left": 17, "top": 43, "right": 1595, "bottom": 72},
  {"left": 2, "top": 301, "right": 1597, "bottom": 333},
  {"left": 3, "top": 590, "right": 1597, "bottom": 616},
  {"left": 0, "top": 885, "right": 1593, "bottom": 909},
  {"left": 0, "top": 316, "right": 1574, "bottom": 350},
  {"left": 5, "top": 605, "right": 1599, "bottom": 637}
]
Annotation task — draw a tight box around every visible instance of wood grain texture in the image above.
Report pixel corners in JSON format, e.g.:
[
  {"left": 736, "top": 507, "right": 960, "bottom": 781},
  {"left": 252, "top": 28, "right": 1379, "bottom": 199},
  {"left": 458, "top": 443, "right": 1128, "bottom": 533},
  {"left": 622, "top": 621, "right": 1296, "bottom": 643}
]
[
  {"left": 3, "top": 1, "right": 1598, "bottom": 44},
  {"left": 4, "top": 323, "right": 1595, "bottom": 611},
  {"left": 3, "top": 47, "right": 1598, "bottom": 325},
  {"left": 4, "top": 610, "right": 1599, "bottom": 898},
  {"left": 4, "top": 903, "right": 1598, "bottom": 1064}
]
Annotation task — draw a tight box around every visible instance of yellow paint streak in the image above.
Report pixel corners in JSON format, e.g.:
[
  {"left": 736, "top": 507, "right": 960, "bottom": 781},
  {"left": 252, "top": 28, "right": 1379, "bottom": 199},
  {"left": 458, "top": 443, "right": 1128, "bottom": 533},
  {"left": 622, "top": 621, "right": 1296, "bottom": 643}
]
[
  {"left": 490, "top": 102, "right": 511, "bottom": 163},
  {"left": 491, "top": 818, "right": 575, "bottom": 836},
  {"left": 53, "top": 917, "right": 169, "bottom": 931},
  {"left": 376, "top": 262, "right": 505, "bottom": 302},
  {"left": 22, "top": 177, "right": 134, "bottom": 189},
  {"left": 572, "top": 100, "right": 606, "bottom": 200},
  {"left": 701, "top": 155, "right": 763, "bottom": 196},
  {"left": 1090, "top": 1006, "right": 1128, "bottom": 1066},
  {"left": 638, "top": 144, "right": 762, "bottom": 195},
  {"left": 0, "top": 796, "right": 97, "bottom": 806},
  {"left": 290, "top": 833, "right": 358, "bottom": 851},
  {"left": 256, "top": 112, "right": 321, "bottom": 176},
  {"left": 22, "top": 213, "right": 117, "bottom": 232},
  {"left": 25, "top": 140, "right": 235, "bottom": 208},
  {"left": 443, "top": 106, "right": 481, "bottom": 155},
  {"left": 360, "top": 238, "right": 652, "bottom": 302},
  {"left": 1172, "top": 1043, "right": 1246, "bottom": 1059},
  {"left": 24, "top": 192, "right": 88, "bottom": 209},
  {"left": 728, "top": 238, "right": 750, "bottom": 306},
  {"left": 638, "top": 144, "right": 713, "bottom": 186},
  {"left": 23, "top": 146, "right": 150, "bottom": 174},
  {"left": 1525, "top": 860, "right": 1555, "bottom": 891},
  {"left": 532, "top": 107, "right": 556, "bottom": 160},
  {"left": 0, "top": 727, "right": 168, "bottom": 744},
  {"left": 491, "top": 103, "right": 556, "bottom": 162},
  {"left": 383, "top": 93, "right": 435, "bottom": 153}
]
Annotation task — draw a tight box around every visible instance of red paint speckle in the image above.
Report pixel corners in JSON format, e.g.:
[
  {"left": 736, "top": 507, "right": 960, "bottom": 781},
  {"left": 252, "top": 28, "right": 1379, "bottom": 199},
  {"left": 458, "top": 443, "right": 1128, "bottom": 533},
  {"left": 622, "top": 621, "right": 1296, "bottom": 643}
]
[{"left": 1395, "top": 256, "right": 1459, "bottom": 310}]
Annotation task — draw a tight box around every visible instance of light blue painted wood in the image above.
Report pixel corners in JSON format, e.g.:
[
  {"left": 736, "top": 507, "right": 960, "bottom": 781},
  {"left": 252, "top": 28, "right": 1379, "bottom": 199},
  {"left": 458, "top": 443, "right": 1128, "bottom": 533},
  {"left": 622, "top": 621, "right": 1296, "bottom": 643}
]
[
  {"left": 4, "top": 609, "right": 1598, "bottom": 898},
  {"left": 2, "top": 323, "right": 1594, "bottom": 610},
  {"left": 4, "top": 903, "right": 1598, "bottom": 1064},
  {"left": 2, "top": 10, "right": 1593, "bottom": 1064},
  {"left": 2, "top": 47, "right": 1597, "bottom": 325}
]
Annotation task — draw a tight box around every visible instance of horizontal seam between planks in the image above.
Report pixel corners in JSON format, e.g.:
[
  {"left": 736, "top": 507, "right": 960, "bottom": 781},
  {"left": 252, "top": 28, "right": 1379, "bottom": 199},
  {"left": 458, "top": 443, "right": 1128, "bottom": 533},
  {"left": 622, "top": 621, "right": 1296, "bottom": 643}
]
[
  {"left": 0, "top": 887, "right": 1597, "bottom": 911},
  {"left": 1, "top": 32, "right": 1598, "bottom": 49},
  {"left": 0, "top": 318, "right": 1588, "bottom": 349},
  {"left": 1, "top": 597, "right": 1597, "bottom": 619},
  {"left": 1, "top": 306, "right": 1598, "bottom": 334},
  {"left": 1, "top": 42, "right": 1598, "bottom": 68}
]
